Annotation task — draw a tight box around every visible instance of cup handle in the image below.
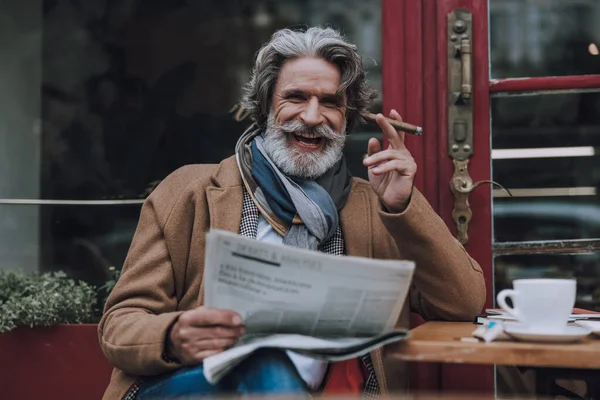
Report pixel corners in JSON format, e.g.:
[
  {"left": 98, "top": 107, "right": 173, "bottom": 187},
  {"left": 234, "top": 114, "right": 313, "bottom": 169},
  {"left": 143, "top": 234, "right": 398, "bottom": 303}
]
[{"left": 496, "top": 289, "right": 521, "bottom": 320}]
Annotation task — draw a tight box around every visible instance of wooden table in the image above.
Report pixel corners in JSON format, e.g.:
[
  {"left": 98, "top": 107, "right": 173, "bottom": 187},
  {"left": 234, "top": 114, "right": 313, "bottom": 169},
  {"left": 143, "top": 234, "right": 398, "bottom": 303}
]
[
  {"left": 386, "top": 321, "right": 600, "bottom": 398},
  {"left": 387, "top": 321, "right": 600, "bottom": 369}
]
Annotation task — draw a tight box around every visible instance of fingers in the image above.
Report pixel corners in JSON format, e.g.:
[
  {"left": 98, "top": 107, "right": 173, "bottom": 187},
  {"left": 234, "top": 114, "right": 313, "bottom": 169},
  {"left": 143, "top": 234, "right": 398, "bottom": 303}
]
[
  {"left": 363, "top": 148, "right": 413, "bottom": 169},
  {"left": 180, "top": 307, "right": 243, "bottom": 328},
  {"left": 185, "top": 336, "right": 239, "bottom": 351},
  {"left": 169, "top": 307, "right": 246, "bottom": 365},
  {"left": 177, "top": 325, "right": 246, "bottom": 340},
  {"left": 389, "top": 109, "right": 406, "bottom": 143},
  {"left": 367, "top": 137, "right": 381, "bottom": 157},
  {"left": 375, "top": 109, "right": 406, "bottom": 150},
  {"left": 176, "top": 334, "right": 240, "bottom": 365},
  {"left": 368, "top": 159, "right": 417, "bottom": 176}
]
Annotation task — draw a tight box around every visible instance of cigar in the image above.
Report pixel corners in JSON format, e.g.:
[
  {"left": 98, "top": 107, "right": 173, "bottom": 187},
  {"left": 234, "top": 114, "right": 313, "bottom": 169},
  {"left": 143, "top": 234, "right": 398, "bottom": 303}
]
[{"left": 361, "top": 111, "right": 423, "bottom": 136}]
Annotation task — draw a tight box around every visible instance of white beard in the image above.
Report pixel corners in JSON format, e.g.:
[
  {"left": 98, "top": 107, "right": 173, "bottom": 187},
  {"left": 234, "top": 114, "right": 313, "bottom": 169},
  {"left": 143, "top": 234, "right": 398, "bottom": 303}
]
[{"left": 262, "top": 112, "right": 346, "bottom": 179}]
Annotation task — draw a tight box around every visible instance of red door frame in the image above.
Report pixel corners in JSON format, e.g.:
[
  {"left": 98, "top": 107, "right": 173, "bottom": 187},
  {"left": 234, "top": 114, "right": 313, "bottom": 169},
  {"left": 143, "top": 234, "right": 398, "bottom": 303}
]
[
  {"left": 383, "top": 0, "right": 600, "bottom": 394},
  {"left": 382, "top": 0, "right": 493, "bottom": 393}
]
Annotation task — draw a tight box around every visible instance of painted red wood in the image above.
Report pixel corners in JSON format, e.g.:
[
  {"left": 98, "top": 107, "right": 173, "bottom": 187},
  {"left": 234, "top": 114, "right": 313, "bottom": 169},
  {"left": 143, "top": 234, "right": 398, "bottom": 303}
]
[
  {"left": 0, "top": 324, "right": 112, "bottom": 399},
  {"left": 382, "top": 0, "right": 405, "bottom": 121},
  {"left": 383, "top": 0, "right": 410, "bottom": 168},
  {"left": 402, "top": 0, "right": 426, "bottom": 194},
  {"left": 490, "top": 74, "right": 600, "bottom": 93},
  {"left": 423, "top": 0, "right": 441, "bottom": 211},
  {"left": 383, "top": 0, "right": 441, "bottom": 393},
  {"left": 404, "top": 1, "right": 448, "bottom": 392}
]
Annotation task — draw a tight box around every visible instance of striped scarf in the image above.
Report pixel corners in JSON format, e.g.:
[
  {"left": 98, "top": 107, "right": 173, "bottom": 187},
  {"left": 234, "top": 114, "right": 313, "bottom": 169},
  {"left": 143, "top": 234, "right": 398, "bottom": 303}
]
[{"left": 235, "top": 124, "right": 352, "bottom": 250}]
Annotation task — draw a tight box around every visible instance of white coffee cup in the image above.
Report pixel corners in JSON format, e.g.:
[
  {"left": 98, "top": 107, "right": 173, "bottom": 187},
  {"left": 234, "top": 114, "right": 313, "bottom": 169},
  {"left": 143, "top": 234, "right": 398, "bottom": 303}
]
[{"left": 496, "top": 278, "right": 576, "bottom": 332}]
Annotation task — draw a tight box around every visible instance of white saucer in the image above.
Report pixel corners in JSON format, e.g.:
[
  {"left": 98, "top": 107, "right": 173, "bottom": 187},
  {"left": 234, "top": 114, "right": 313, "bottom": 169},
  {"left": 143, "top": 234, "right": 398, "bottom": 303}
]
[
  {"left": 504, "top": 323, "right": 591, "bottom": 343},
  {"left": 576, "top": 320, "right": 600, "bottom": 336}
]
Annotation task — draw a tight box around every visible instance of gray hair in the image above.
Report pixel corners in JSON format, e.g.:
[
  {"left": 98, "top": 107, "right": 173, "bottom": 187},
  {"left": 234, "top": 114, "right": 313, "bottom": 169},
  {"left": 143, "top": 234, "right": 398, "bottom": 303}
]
[{"left": 241, "top": 27, "right": 377, "bottom": 133}]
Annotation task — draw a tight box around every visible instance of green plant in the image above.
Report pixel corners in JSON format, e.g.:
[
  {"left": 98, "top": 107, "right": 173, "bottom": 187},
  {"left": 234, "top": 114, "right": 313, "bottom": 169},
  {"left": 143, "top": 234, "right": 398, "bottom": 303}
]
[
  {"left": 99, "top": 265, "right": 121, "bottom": 305},
  {"left": 0, "top": 271, "right": 97, "bottom": 333}
]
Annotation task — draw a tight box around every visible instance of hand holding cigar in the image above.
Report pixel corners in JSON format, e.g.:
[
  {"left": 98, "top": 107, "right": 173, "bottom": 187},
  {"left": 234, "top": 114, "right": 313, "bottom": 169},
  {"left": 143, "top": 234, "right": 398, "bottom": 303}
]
[{"left": 361, "top": 111, "right": 423, "bottom": 136}]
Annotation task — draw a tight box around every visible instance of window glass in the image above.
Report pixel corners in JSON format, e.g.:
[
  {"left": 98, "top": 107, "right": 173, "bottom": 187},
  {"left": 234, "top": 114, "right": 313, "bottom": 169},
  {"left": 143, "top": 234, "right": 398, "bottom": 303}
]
[
  {"left": 492, "top": 92, "right": 600, "bottom": 242},
  {"left": 490, "top": 0, "right": 600, "bottom": 78},
  {"left": 494, "top": 253, "right": 600, "bottom": 311},
  {"left": 0, "top": 0, "right": 382, "bottom": 283}
]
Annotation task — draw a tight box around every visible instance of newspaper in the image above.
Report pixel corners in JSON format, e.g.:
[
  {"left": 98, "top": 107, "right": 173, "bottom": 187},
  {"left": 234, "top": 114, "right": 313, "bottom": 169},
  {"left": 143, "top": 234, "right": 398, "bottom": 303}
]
[{"left": 202, "top": 229, "right": 415, "bottom": 383}]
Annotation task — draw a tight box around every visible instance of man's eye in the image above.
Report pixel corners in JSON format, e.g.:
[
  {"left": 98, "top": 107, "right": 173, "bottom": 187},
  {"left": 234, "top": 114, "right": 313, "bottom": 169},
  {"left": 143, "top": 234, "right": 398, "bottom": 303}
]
[
  {"left": 287, "top": 94, "right": 304, "bottom": 101},
  {"left": 322, "top": 100, "right": 337, "bottom": 107}
]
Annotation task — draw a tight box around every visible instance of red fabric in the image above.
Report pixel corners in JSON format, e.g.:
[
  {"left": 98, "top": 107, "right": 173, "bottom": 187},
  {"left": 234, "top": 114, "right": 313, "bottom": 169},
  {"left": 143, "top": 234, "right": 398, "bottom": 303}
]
[
  {"left": 573, "top": 307, "right": 600, "bottom": 314},
  {"left": 322, "top": 358, "right": 365, "bottom": 395}
]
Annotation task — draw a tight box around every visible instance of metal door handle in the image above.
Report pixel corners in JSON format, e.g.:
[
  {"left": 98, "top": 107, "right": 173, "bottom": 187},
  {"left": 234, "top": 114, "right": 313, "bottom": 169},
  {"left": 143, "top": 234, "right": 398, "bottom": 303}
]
[
  {"left": 458, "top": 36, "right": 472, "bottom": 100},
  {"left": 447, "top": 9, "right": 478, "bottom": 244},
  {"left": 451, "top": 19, "right": 472, "bottom": 103},
  {"left": 450, "top": 160, "right": 511, "bottom": 245}
]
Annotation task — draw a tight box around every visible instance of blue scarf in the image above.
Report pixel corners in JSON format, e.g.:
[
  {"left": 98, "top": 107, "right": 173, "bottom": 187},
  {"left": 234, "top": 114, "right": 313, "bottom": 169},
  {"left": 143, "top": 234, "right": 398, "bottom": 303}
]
[{"left": 235, "top": 125, "right": 351, "bottom": 250}]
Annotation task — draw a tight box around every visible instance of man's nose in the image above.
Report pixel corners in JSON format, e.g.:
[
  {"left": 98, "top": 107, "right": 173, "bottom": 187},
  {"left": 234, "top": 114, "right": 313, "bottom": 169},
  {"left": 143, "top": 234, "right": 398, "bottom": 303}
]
[{"left": 300, "top": 97, "right": 325, "bottom": 127}]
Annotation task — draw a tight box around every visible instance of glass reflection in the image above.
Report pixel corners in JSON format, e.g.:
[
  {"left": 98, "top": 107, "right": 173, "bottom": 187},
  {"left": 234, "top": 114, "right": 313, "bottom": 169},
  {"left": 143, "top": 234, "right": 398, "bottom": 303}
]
[
  {"left": 36, "top": 0, "right": 382, "bottom": 201},
  {"left": 1, "top": 1, "right": 382, "bottom": 281},
  {"left": 492, "top": 92, "right": 600, "bottom": 242},
  {"left": 0, "top": 203, "right": 139, "bottom": 289},
  {"left": 494, "top": 253, "right": 600, "bottom": 311},
  {"left": 490, "top": 0, "right": 600, "bottom": 78}
]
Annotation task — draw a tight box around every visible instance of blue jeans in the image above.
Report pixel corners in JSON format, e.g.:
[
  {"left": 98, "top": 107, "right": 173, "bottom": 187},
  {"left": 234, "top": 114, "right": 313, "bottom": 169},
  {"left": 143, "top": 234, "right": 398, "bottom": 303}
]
[{"left": 138, "top": 349, "right": 309, "bottom": 399}]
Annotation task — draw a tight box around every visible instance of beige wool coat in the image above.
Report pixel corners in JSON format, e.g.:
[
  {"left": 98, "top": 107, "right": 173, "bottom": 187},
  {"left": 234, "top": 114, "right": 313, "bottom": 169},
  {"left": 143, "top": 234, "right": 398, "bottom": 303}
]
[{"left": 98, "top": 156, "right": 486, "bottom": 400}]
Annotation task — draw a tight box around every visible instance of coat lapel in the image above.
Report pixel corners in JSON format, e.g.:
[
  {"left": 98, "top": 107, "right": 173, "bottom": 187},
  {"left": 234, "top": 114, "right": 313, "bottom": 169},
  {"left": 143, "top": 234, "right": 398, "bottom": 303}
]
[
  {"left": 199, "top": 158, "right": 243, "bottom": 307},
  {"left": 340, "top": 183, "right": 373, "bottom": 258},
  {"left": 206, "top": 156, "right": 245, "bottom": 233},
  {"left": 206, "top": 186, "right": 243, "bottom": 233}
]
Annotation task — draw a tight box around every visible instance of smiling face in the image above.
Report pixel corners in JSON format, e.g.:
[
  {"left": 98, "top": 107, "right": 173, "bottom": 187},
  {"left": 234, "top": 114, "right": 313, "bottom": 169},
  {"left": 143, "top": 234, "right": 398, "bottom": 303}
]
[{"left": 263, "top": 57, "right": 347, "bottom": 179}]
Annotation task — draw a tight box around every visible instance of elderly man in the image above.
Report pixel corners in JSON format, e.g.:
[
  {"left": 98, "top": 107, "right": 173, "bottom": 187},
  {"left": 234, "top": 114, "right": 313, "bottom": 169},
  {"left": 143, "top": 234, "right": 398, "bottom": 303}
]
[{"left": 99, "top": 27, "right": 486, "bottom": 399}]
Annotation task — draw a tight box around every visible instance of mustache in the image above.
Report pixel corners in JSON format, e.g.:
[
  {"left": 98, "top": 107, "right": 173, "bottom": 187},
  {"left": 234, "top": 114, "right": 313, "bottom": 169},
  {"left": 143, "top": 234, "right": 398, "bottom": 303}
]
[{"left": 276, "top": 120, "right": 341, "bottom": 140}]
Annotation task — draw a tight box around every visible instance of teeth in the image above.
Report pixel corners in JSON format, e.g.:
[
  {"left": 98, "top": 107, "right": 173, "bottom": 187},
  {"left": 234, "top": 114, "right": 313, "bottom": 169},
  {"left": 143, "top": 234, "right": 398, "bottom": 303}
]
[
  {"left": 293, "top": 134, "right": 321, "bottom": 145},
  {"left": 296, "top": 135, "right": 319, "bottom": 140}
]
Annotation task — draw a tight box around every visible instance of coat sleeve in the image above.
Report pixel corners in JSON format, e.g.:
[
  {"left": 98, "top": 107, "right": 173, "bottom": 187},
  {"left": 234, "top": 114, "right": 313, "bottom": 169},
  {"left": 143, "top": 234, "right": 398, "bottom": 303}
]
[
  {"left": 97, "top": 166, "right": 204, "bottom": 376},
  {"left": 378, "top": 189, "right": 486, "bottom": 321}
]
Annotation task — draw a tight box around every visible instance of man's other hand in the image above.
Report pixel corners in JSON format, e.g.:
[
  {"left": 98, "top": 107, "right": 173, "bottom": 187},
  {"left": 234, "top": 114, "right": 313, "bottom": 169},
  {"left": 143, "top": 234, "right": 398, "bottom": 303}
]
[
  {"left": 363, "top": 109, "right": 417, "bottom": 213},
  {"left": 167, "top": 307, "right": 245, "bottom": 365}
]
